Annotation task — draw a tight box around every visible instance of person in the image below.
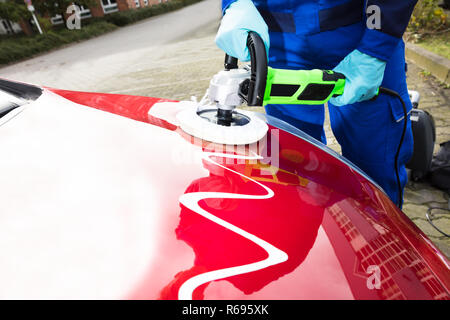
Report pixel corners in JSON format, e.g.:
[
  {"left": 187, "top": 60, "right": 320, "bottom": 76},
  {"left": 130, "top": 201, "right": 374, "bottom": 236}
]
[{"left": 216, "top": 0, "right": 418, "bottom": 206}]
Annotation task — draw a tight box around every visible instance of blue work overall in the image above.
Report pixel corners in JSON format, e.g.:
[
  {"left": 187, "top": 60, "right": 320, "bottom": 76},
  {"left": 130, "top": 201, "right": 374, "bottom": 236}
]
[{"left": 222, "top": 0, "right": 417, "bottom": 205}]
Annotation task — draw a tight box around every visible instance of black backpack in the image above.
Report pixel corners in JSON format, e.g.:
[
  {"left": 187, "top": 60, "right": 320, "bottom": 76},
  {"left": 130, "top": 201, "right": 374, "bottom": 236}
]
[
  {"left": 430, "top": 141, "right": 450, "bottom": 191},
  {"left": 407, "top": 109, "right": 436, "bottom": 180}
]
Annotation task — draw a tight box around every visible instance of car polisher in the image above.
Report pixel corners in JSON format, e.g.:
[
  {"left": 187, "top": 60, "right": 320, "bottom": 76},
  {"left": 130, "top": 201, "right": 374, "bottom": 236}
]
[
  {"left": 177, "top": 31, "right": 348, "bottom": 146},
  {"left": 177, "top": 32, "right": 269, "bottom": 146},
  {"left": 176, "top": 32, "right": 409, "bottom": 207}
]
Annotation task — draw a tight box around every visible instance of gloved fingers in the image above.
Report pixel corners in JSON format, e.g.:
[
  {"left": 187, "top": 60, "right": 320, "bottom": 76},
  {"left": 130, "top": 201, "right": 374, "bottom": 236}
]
[
  {"left": 257, "top": 28, "right": 271, "bottom": 61},
  {"left": 215, "top": 28, "right": 250, "bottom": 61},
  {"left": 331, "top": 79, "right": 380, "bottom": 106},
  {"left": 330, "top": 85, "right": 357, "bottom": 106},
  {"left": 215, "top": 28, "right": 269, "bottom": 62},
  {"left": 241, "top": 27, "right": 270, "bottom": 61},
  {"left": 242, "top": 28, "right": 270, "bottom": 62},
  {"left": 331, "top": 49, "right": 386, "bottom": 106},
  {"left": 215, "top": 0, "right": 270, "bottom": 62},
  {"left": 329, "top": 95, "right": 346, "bottom": 107},
  {"left": 330, "top": 65, "right": 354, "bottom": 106},
  {"left": 359, "top": 86, "right": 379, "bottom": 101}
]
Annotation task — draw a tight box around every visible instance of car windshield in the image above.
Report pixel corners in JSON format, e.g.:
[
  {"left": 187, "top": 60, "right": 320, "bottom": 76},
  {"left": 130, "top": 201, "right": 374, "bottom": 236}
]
[{"left": 0, "top": 79, "right": 43, "bottom": 118}]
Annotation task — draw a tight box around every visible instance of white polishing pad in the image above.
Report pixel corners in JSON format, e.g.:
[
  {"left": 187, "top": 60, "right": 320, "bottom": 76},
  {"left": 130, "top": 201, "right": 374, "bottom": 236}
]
[{"left": 176, "top": 105, "right": 268, "bottom": 145}]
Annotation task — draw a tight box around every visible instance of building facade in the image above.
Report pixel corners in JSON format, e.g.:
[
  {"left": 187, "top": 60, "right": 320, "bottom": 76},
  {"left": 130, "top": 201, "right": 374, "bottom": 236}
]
[
  {"left": 0, "top": 19, "right": 22, "bottom": 35},
  {"left": 0, "top": 0, "right": 169, "bottom": 34},
  {"left": 51, "top": 0, "right": 167, "bottom": 25}
]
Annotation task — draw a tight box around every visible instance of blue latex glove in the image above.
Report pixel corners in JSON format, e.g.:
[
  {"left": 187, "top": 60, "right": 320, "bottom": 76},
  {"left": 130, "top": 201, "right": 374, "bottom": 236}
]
[
  {"left": 330, "top": 50, "right": 387, "bottom": 106},
  {"left": 215, "top": 0, "right": 270, "bottom": 62}
]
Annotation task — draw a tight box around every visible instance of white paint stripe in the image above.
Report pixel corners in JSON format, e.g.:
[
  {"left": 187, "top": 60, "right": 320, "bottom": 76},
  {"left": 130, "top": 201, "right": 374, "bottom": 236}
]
[{"left": 177, "top": 152, "right": 288, "bottom": 300}]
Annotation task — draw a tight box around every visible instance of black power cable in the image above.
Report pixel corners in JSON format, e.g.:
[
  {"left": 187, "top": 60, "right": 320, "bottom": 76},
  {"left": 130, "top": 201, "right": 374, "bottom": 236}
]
[
  {"left": 426, "top": 207, "right": 450, "bottom": 238},
  {"left": 378, "top": 87, "right": 408, "bottom": 208}
]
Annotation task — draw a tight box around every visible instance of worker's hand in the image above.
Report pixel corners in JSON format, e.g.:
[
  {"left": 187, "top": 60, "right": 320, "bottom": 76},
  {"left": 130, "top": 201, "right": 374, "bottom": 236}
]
[
  {"left": 329, "top": 50, "right": 387, "bottom": 106},
  {"left": 215, "top": 0, "right": 270, "bottom": 62}
]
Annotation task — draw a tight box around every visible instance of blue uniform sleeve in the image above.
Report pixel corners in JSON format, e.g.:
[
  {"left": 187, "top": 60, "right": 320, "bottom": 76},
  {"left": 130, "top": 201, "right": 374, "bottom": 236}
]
[
  {"left": 357, "top": 0, "right": 418, "bottom": 61},
  {"left": 222, "top": 0, "right": 238, "bottom": 13}
]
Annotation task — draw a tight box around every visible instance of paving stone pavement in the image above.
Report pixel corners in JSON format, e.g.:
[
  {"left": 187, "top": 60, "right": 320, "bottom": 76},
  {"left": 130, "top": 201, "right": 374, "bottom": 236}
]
[{"left": 401, "top": 64, "right": 450, "bottom": 257}]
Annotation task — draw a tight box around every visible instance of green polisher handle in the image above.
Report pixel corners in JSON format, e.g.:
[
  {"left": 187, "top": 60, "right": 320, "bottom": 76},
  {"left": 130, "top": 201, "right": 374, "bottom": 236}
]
[{"left": 263, "top": 68, "right": 347, "bottom": 106}]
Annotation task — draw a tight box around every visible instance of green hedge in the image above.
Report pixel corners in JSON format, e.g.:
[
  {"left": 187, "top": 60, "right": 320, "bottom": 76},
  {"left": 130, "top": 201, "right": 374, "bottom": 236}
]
[
  {"left": 408, "top": 0, "right": 448, "bottom": 33},
  {"left": 0, "top": 21, "right": 117, "bottom": 65},
  {"left": 0, "top": 0, "right": 205, "bottom": 66}
]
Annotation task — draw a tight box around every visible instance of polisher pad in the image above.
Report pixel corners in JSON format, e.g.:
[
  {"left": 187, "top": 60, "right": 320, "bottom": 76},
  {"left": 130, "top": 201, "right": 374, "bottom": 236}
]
[{"left": 176, "top": 105, "right": 268, "bottom": 145}]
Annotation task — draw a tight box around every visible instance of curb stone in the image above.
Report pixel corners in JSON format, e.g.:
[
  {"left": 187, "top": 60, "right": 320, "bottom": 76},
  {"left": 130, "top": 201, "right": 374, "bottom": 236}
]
[{"left": 406, "top": 42, "right": 450, "bottom": 85}]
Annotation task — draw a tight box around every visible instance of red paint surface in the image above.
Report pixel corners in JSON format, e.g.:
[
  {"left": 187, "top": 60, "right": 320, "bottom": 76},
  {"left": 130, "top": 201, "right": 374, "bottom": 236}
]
[
  {"left": 49, "top": 88, "right": 177, "bottom": 130},
  {"left": 49, "top": 89, "right": 450, "bottom": 300}
]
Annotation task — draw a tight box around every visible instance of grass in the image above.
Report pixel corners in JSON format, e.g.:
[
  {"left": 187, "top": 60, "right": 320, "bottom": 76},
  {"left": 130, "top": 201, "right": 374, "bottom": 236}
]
[
  {"left": 0, "top": 0, "right": 205, "bottom": 66},
  {"left": 414, "top": 31, "right": 450, "bottom": 59}
]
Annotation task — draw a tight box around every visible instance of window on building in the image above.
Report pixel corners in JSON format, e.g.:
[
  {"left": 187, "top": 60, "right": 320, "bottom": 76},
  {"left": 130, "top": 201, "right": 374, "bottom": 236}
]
[
  {"left": 78, "top": 5, "right": 92, "bottom": 19},
  {"left": 143, "top": 0, "right": 148, "bottom": 5},
  {"left": 101, "top": 0, "right": 118, "bottom": 14},
  {"left": 135, "top": 0, "right": 140, "bottom": 8},
  {"left": 50, "top": 15, "right": 64, "bottom": 25},
  {"left": 0, "top": 19, "right": 13, "bottom": 34}
]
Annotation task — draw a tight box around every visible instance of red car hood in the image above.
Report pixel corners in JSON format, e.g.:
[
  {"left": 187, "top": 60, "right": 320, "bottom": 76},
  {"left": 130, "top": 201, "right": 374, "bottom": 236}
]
[{"left": 0, "top": 87, "right": 448, "bottom": 300}]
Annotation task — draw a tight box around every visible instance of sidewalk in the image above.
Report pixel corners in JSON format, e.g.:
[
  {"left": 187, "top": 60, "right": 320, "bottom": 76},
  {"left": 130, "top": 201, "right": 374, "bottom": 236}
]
[{"left": 402, "top": 62, "right": 450, "bottom": 257}]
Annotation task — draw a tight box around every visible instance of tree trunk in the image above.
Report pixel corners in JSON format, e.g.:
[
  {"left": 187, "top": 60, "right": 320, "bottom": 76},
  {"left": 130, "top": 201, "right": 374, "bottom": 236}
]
[
  {"left": 60, "top": 9, "right": 68, "bottom": 29},
  {"left": 18, "top": 18, "right": 33, "bottom": 36}
]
